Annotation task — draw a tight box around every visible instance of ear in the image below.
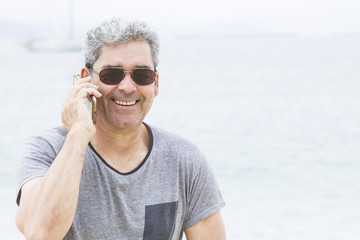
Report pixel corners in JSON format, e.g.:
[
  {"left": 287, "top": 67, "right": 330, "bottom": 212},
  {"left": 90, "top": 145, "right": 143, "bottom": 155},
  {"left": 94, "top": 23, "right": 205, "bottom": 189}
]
[
  {"left": 81, "top": 67, "right": 90, "bottom": 78},
  {"left": 154, "top": 73, "right": 159, "bottom": 97}
]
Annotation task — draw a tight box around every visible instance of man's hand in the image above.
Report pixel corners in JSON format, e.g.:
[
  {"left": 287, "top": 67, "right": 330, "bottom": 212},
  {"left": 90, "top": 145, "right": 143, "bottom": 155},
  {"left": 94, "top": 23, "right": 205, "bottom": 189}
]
[{"left": 61, "top": 75, "right": 101, "bottom": 140}]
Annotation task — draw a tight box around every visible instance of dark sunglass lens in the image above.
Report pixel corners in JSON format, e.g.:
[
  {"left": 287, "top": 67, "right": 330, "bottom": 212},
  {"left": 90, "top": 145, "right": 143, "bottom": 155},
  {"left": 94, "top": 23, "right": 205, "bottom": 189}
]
[
  {"left": 99, "top": 69, "right": 124, "bottom": 85},
  {"left": 133, "top": 69, "right": 156, "bottom": 85}
]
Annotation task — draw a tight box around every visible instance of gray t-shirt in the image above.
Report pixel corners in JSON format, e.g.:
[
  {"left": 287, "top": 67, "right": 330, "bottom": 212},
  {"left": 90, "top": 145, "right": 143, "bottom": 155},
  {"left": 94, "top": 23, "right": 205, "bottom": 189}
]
[{"left": 16, "top": 123, "right": 225, "bottom": 239}]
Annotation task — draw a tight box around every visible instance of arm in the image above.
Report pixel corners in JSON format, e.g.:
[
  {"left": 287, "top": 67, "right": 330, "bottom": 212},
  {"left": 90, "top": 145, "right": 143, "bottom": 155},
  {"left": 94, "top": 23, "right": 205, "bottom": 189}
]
[
  {"left": 185, "top": 211, "right": 226, "bottom": 240},
  {"left": 16, "top": 129, "right": 89, "bottom": 239},
  {"left": 15, "top": 76, "right": 101, "bottom": 240}
]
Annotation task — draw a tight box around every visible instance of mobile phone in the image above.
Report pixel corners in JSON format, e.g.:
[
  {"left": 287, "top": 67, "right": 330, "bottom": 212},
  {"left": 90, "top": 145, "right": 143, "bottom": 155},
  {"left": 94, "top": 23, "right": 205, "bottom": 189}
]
[{"left": 73, "top": 74, "right": 97, "bottom": 124}]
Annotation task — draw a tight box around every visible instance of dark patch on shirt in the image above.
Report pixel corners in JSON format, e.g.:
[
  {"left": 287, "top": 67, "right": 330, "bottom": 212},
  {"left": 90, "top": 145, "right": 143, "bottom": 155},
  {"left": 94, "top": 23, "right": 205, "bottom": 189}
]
[{"left": 143, "top": 201, "right": 178, "bottom": 239}]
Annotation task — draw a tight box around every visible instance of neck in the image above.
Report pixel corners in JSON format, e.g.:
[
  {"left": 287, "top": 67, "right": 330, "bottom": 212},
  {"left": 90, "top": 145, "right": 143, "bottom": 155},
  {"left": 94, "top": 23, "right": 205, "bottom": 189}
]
[
  {"left": 91, "top": 122, "right": 150, "bottom": 172},
  {"left": 93, "top": 122, "right": 148, "bottom": 153}
]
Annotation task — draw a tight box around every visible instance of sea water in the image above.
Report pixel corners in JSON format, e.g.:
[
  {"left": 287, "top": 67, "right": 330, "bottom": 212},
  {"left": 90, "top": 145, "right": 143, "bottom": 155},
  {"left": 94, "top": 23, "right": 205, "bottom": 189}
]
[{"left": 0, "top": 35, "right": 360, "bottom": 239}]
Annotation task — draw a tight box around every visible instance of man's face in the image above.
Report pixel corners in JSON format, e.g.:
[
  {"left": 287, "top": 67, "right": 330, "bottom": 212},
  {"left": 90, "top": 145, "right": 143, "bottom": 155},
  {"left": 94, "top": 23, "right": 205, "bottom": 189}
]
[{"left": 91, "top": 41, "right": 159, "bottom": 132}]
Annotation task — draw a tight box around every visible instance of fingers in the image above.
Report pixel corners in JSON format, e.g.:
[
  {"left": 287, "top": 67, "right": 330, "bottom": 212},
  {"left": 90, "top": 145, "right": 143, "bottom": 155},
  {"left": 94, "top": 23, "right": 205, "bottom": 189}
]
[
  {"left": 77, "top": 86, "right": 102, "bottom": 99},
  {"left": 72, "top": 76, "right": 102, "bottom": 99},
  {"left": 61, "top": 75, "right": 102, "bottom": 135}
]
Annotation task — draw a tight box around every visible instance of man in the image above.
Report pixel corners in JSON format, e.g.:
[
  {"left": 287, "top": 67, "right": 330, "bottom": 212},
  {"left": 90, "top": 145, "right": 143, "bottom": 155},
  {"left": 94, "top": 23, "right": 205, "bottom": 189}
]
[{"left": 16, "top": 18, "right": 226, "bottom": 239}]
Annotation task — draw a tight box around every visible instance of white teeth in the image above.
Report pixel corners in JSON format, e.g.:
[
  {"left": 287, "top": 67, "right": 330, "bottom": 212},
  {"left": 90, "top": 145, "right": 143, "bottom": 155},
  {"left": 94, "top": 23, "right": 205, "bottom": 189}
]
[{"left": 114, "top": 100, "right": 136, "bottom": 106}]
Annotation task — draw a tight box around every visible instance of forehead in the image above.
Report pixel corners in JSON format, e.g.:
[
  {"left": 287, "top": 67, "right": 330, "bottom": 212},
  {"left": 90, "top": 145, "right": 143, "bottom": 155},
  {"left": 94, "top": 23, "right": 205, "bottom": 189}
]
[{"left": 95, "top": 41, "right": 153, "bottom": 69}]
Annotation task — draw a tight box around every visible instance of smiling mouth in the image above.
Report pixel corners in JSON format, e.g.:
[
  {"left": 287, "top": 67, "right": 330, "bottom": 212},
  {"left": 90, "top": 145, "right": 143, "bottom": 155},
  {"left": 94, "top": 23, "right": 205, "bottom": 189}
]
[{"left": 114, "top": 99, "right": 137, "bottom": 106}]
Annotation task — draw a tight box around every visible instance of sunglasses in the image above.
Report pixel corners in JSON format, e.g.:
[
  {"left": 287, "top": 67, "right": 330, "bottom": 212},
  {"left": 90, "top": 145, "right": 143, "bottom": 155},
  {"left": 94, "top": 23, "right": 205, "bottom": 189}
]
[{"left": 87, "top": 64, "right": 157, "bottom": 86}]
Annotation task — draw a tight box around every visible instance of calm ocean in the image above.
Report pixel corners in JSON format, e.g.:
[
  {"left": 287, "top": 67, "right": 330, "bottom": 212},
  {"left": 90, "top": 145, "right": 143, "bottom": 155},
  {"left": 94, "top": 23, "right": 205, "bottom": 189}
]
[{"left": 1, "top": 35, "right": 360, "bottom": 239}]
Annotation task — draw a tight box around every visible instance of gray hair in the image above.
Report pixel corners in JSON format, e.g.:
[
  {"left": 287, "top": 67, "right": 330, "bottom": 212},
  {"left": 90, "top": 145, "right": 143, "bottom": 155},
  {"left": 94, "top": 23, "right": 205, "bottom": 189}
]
[{"left": 83, "top": 18, "right": 160, "bottom": 69}]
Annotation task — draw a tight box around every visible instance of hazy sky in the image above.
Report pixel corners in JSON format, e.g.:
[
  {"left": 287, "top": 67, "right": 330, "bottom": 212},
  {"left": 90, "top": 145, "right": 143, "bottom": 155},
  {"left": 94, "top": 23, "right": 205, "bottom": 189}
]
[{"left": 2, "top": 0, "right": 360, "bottom": 36}]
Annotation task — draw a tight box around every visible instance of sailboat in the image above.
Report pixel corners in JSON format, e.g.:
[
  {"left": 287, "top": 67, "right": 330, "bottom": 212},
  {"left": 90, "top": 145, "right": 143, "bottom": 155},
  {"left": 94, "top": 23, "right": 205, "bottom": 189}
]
[{"left": 24, "top": 0, "right": 82, "bottom": 52}]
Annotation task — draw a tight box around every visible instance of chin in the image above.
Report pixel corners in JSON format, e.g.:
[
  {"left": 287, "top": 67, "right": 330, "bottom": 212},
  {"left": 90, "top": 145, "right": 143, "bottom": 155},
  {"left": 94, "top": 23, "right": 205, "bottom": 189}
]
[{"left": 111, "top": 117, "right": 143, "bottom": 130}]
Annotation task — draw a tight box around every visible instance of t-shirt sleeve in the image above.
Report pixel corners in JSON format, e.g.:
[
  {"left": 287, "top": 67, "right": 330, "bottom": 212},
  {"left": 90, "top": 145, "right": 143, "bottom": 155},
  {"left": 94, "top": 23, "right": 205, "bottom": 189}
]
[
  {"left": 183, "top": 152, "right": 225, "bottom": 229},
  {"left": 16, "top": 135, "right": 57, "bottom": 205}
]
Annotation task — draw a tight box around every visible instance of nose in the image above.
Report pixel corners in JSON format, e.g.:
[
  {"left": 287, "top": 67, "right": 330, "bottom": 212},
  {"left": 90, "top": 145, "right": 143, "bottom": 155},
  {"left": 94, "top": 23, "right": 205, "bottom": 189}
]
[{"left": 117, "top": 72, "right": 137, "bottom": 93}]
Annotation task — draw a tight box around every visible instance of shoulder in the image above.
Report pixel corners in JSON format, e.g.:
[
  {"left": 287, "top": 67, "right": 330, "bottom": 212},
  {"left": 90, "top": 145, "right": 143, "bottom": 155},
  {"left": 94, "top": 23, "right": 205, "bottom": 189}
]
[
  {"left": 24, "top": 126, "right": 68, "bottom": 155},
  {"left": 16, "top": 126, "right": 68, "bottom": 201},
  {"left": 148, "top": 124, "right": 203, "bottom": 157},
  {"left": 146, "top": 124, "right": 207, "bottom": 172},
  {"left": 40, "top": 125, "right": 68, "bottom": 140}
]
